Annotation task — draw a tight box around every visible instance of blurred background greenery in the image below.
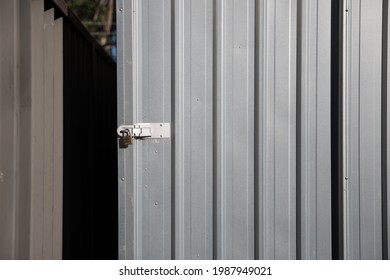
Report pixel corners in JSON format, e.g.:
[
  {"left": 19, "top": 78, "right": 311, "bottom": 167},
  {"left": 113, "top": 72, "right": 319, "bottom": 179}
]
[{"left": 65, "top": 0, "right": 116, "bottom": 60}]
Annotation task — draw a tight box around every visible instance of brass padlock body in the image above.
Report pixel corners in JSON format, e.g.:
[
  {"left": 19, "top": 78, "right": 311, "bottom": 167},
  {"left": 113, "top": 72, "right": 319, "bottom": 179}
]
[
  {"left": 120, "top": 130, "right": 133, "bottom": 147},
  {"left": 122, "top": 134, "right": 133, "bottom": 146}
]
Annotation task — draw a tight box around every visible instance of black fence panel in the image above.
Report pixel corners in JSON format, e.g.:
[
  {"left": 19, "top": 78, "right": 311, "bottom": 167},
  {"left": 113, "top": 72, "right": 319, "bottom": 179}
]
[{"left": 46, "top": 0, "right": 118, "bottom": 260}]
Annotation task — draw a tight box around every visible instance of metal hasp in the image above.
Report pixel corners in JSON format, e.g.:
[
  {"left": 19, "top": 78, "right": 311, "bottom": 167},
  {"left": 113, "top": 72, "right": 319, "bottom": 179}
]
[{"left": 117, "top": 123, "right": 171, "bottom": 139}]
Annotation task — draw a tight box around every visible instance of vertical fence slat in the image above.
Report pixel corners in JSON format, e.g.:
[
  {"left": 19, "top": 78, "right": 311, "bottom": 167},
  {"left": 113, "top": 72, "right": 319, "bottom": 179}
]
[
  {"left": 174, "top": 0, "right": 213, "bottom": 260},
  {"left": 300, "top": 0, "right": 332, "bottom": 259}
]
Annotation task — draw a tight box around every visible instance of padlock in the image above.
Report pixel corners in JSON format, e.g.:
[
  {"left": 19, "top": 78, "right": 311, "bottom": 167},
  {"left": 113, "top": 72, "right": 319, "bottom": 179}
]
[{"left": 120, "top": 130, "right": 133, "bottom": 147}]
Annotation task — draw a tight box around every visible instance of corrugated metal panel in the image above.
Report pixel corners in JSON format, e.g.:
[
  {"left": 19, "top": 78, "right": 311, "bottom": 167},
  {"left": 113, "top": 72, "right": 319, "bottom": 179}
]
[
  {"left": 118, "top": 0, "right": 389, "bottom": 260},
  {"left": 1, "top": 0, "right": 116, "bottom": 260},
  {"left": 299, "top": 0, "right": 332, "bottom": 259},
  {"left": 0, "top": 0, "right": 20, "bottom": 260},
  {"left": 30, "top": 0, "right": 46, "bottom": 259},
  {"left": 175, "top": 0, "right": 213, "bottom": 259},
  {"left": 118, "top": 0, "right": 172, "bottom": 260},
  {"left": 387, "top": 0, "right": 390, "bottom": 260},
  {"left": 0, "top": 0, "right": 63, "bottom": 259},
  {"left": 18, "top": 0, "right": 34, "bottom": 260},
  {"left": 343, "top": 0, "right": 383, "bottom": 260},
  {"left": 118, "top": 0, "right": 333, "bottom": 260},
  {"left": 42, "top": 8, "right": 57, "bottom": 259},
  {"left": 215, "top": 0, "right": 255, "bottom": 260},
  {"left": 117, "top": 0, "right": 133, "bottom": 260},
  {"left": 30, "top": 4, "right": 64, "bottom": 260},
  {"left": 137, "top": 0, "right": 172, "bottom": 259},
  {"left": 53, "top": 16, "right": 63, "bottom": 260},
  {"left": 257, "top": 0, "right": 297, "bottom": 260}
]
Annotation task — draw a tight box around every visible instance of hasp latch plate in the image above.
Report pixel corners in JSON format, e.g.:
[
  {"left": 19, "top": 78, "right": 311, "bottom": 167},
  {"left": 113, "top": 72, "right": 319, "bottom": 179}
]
[{"left": 117, "top": 123, "right": 170, "bottom": 140}]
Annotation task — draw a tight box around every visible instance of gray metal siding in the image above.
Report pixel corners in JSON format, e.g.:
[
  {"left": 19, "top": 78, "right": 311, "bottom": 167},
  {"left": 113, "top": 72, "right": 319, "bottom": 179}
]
[
  {"left": 344, "top": 0, "right": 383, "bottom": 260},
  {"left": 299, "top": 0, "right": 332, "bottom": 260},
  {"left": 0, "top": 0, "right": 63, "bottom": 260},
  {"left": 30, "top": 0, "right": 46, "bottom": 259},
  {"left": 388, "top": 0, "right": 390, "bottom": 259},
  {"left": 53, "top": 17, "right": 63, "bottom": 260},
  {"left": 43, "top": 8, "right": 55, "bottom": 259},
  {"left": 118, "top": 0, "right": 331, "bottom": 260},
  {"left": 138, "top": 0, "right": 172, "bottom": 259},
  {"left": 1, "top": 0, "right": 116, "bottom": 260},
  {"left": 175, "top": 0, "right": 213, "bottom": 260},
  {"left": 118, "top": 0, "right": 389, "bottom": 260},
  {"left": 117, "top": 0, "right": 134, "bottom": 260},
  {"left": 215, "top": 0, "right": 255, "bottom": 260},
  {"left": 0, "top": 0, "right": 20, "bottom": 260},
  {"left": 29, "top": 4, "right": 63, "bottom": 260},
  {"left": 257, "top": 0, "right": 297, "bottom": 260}
]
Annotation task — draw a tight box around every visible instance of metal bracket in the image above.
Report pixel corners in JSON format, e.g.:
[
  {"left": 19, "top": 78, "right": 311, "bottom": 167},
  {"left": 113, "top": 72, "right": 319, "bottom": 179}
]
[{"left": 117, "top": 123, "right": 170, "bottom": 139}]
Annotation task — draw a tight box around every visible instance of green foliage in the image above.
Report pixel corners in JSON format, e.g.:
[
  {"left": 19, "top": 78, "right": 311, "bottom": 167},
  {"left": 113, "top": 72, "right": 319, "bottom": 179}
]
[
  {"left": 65, "top": 0, "right": 116, "bottom": 53},
  {"left": 67, "top": 0, "right": 97, "bottom": 19}
]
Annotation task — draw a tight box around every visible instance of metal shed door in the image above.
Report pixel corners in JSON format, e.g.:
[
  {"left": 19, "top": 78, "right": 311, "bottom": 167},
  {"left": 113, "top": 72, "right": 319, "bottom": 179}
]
[{"left": 117, "top": 0, "right": 333, "bottom": 260}]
